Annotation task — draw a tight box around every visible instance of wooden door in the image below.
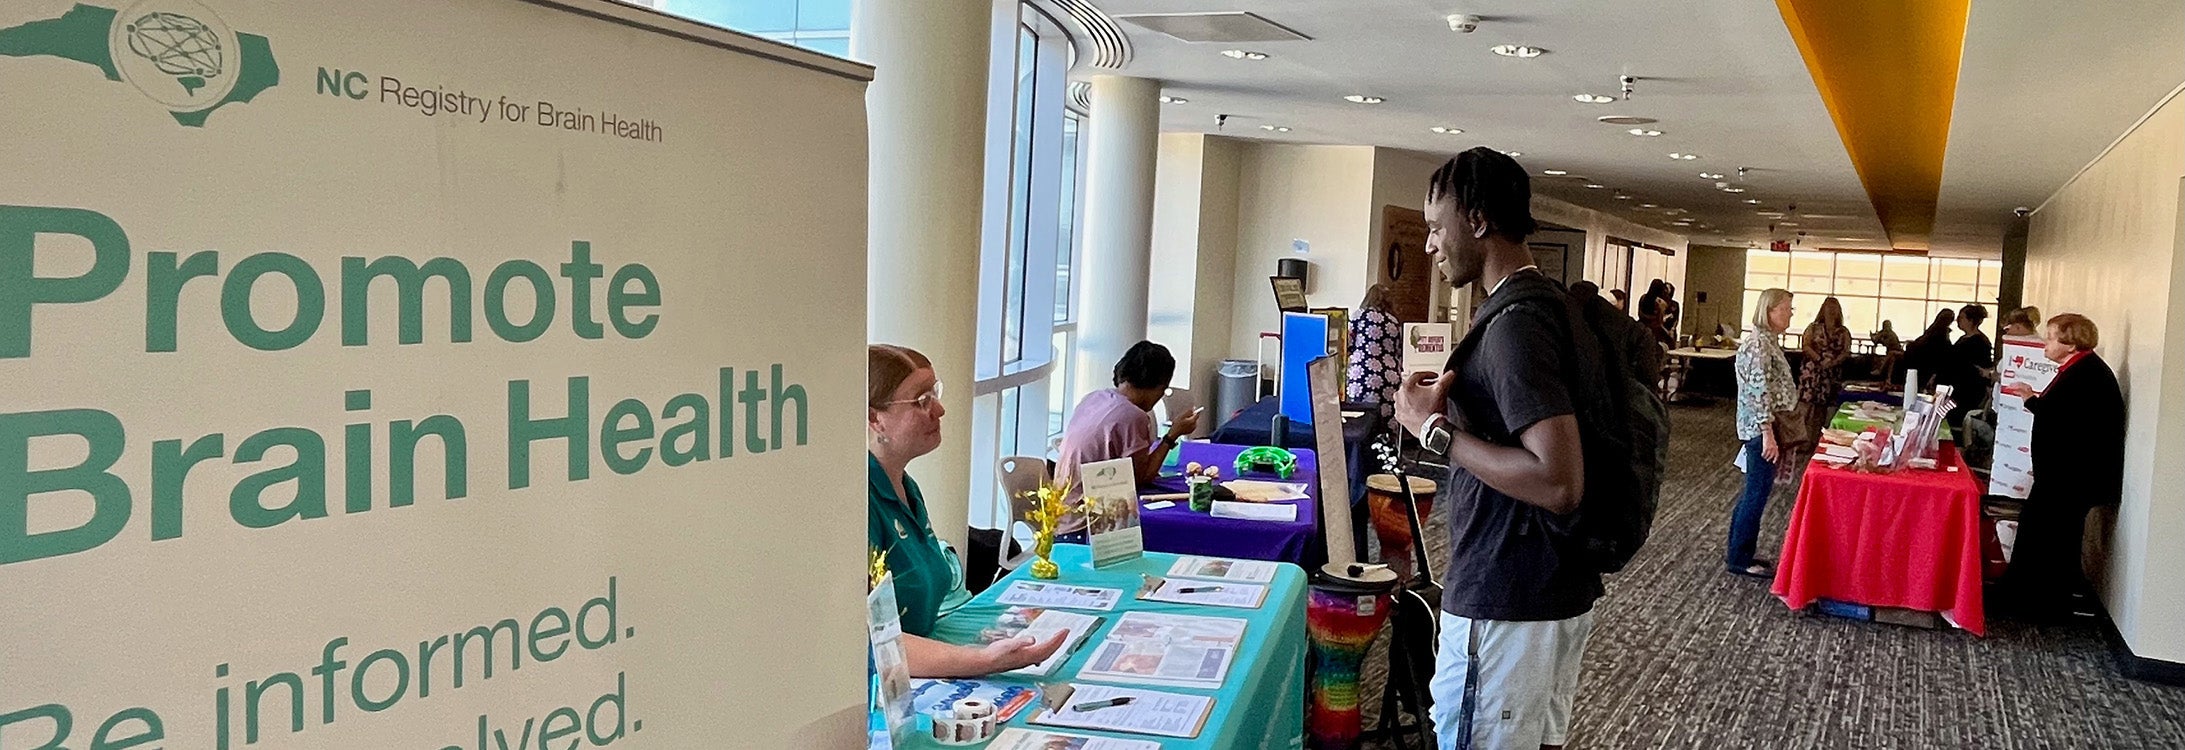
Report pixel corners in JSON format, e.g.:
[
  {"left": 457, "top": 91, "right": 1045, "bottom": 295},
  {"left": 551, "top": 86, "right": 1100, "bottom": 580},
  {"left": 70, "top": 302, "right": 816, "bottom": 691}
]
[{"left": 1380, "top": 205, "right": 1434, "bottom": 322}]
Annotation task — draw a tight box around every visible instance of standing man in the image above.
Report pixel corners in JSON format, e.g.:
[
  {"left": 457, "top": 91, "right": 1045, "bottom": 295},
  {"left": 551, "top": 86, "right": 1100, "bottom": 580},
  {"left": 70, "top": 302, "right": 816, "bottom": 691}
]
[{"left": 1396, "top": 147, "right": 1599, "bottom": 750}]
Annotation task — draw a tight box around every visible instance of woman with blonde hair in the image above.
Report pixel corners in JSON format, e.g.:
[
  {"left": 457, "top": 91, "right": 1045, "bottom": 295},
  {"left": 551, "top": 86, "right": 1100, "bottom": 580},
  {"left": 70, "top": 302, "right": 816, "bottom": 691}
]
[
  {"left": 1999, "top": 315, "right": 2125, "bottom": 620},
  {"left": 1797, "top": 296, "right": 1851, "bottom": 439},
  {"left": 1727, "top": 289, "right": 1796, "bottom": 578}
]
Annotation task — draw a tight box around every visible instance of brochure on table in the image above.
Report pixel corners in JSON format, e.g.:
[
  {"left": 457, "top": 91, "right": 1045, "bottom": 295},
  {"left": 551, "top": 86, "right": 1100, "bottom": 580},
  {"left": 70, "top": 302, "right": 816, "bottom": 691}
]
[
  {"left": 1078, "top": 611, "right": 1248, "bottom": 689},
  {"left": 869, "top": 575, "right": 914, "bottom": 745},
  {"left": 1082, "top": 457, "right": 1146, "bottom": 567},
  {"left": 976, "top": 607, "right": 1105, "bottom": 676},
  {"left": 1209, "top": 500, "right": 1299, "bottom": 522},
  {"left": 995, "top": 581, "right": 1123, "bottom": 611},
  {"left": 1166, "top": 556, "right": 1282, "bottom": 583},
  {"left": 1992, "top": 335, "right": 2059, "bottom": 499},
  {"left": 1027, "top": 684, "right": 1217, "bottom": 740},
  {"left": 1403, "top": 323, "right": 1454, "bottom": 375},
  {"left": 1140, "top": 578, "right": 1270, "bottom": 609},
  {"left": 990, "top": 728, "right": 1163, "bottom": 750}
]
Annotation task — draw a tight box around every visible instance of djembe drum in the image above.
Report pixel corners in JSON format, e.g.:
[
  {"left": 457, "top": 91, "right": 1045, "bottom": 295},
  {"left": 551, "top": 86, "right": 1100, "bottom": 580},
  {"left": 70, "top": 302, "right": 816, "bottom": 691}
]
[
  {"left": 1365, "top": 474, "right": 1437, "bottom": 582},
  {"left": 1306, "top": 564, "right": 1400, "bottom": 750}
]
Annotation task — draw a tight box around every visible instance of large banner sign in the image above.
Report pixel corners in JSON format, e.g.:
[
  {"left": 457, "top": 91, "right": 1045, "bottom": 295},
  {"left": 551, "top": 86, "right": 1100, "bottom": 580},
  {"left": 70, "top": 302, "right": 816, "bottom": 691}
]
[
  {"left": 1992, "top": 335, "right": 2059, "bottom": 499},
  {"left": 1, "top": 0, "right": 872, "bottom": 747}
]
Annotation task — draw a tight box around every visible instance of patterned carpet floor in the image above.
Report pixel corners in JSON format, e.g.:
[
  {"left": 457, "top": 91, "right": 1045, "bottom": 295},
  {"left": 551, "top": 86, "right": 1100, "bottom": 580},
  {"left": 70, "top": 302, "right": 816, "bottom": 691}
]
[{"left": 1356, "top": 399, "right": 2185, "bottom": 749}]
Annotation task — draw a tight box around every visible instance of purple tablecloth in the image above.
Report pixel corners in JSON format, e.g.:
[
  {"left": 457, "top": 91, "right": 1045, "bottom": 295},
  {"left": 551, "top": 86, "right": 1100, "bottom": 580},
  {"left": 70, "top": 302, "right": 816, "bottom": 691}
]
[{"left": 1138, "top": 442, "right": 1324, "bottom": 569}]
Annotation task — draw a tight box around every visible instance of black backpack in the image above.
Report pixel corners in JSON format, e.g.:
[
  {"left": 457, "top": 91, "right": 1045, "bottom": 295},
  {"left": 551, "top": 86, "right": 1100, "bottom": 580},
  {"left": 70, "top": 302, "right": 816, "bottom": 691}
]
[{"left": 1453, "top": 274, "right": 1669, "bottom": 573}]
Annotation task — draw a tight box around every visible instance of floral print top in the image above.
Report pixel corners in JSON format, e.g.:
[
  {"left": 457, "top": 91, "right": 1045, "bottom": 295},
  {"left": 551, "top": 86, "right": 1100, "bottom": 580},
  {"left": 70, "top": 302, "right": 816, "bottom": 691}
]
[
  {"left": 1736, "top": 327, "right": 1797, "bottom": 441},
  {"left": 1347, "top": 308, "right": 1403, "bottom": 407}
]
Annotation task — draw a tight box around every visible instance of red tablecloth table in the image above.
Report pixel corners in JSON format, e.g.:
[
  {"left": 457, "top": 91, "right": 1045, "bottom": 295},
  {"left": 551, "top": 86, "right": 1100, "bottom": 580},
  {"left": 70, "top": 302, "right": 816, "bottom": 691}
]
[{"left": 1770, "top": 445, "right": 1988, "bottom": 635}]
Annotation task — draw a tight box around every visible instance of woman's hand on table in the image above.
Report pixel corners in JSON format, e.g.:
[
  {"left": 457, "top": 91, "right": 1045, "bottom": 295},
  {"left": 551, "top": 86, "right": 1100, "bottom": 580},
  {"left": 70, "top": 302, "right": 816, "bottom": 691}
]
[{"left": 980, "top": 630, "right": 1070, "bottom": 673}]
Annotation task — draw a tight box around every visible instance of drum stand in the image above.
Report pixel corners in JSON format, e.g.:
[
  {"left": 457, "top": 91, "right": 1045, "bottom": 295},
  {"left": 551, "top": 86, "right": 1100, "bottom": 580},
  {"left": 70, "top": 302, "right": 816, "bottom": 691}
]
[{"left": 1357, "top": 434, "right": 1442, "bottom": 750}]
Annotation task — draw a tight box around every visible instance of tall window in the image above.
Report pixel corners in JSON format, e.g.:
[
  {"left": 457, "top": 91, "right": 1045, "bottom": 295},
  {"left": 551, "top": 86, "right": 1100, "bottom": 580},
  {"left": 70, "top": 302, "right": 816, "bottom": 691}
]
[
  {"left": 967, "top": 2, "right": 1080, "bottom": 529},
  {"left": 1743, "top": 250, "right": 2002, "bottom": 338},
  {"left": 652, "top": 0, "right": 852, "bottom": 56}
]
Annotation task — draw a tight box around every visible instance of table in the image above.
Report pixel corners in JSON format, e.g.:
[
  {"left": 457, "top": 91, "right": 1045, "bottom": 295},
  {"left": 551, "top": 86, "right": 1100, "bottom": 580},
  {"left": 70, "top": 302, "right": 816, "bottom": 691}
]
[
  {"left": 1665, "top": 347, "right": 1738, "bottom": 399},
  {"left": 904, "top": 544, "right": 1308, "bottom": 749},
  {"left": 1771, "top": 445, "right": 1987, "bottom": 635},
  {"left": 1208, "top": 395, "right": 1377, "bottom": 508},
  {"left": 1144, "top": 442, "right": 1323, "bottom": 569},
  {"left": 1836, "top": 384, "right": 1903, "bottom": 407}
]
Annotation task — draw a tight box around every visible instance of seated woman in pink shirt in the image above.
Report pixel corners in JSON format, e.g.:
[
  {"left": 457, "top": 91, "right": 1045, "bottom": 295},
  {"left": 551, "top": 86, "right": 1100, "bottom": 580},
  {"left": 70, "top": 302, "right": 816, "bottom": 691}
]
[{"left": 1055, "top": 341, "right": 1202, "bottom": 533}]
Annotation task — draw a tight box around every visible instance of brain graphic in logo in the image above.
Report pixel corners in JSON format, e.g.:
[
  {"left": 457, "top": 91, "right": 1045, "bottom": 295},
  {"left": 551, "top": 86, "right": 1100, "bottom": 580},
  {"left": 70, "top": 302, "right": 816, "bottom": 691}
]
[{"left": 124, "top": 11, "right": 222, "bottom": 92}]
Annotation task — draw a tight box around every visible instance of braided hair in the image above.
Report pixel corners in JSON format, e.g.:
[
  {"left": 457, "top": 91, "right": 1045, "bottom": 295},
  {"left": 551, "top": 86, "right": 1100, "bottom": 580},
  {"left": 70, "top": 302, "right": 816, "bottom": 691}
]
[{"left": 1427, "top": 147, "right": 1539, "bottom": 241}]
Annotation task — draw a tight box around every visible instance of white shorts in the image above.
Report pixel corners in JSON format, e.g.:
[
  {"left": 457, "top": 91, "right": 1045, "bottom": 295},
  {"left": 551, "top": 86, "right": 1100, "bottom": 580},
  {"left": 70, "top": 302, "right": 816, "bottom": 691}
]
[{"left": 1427, "top": 610, "right": 1595, "bottom": 750}]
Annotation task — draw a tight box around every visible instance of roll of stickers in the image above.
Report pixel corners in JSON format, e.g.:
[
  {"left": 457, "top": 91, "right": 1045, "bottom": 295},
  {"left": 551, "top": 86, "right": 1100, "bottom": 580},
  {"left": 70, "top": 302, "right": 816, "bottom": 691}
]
[{"left": 928, "top": 698, "right": 997, "bottom": 745}]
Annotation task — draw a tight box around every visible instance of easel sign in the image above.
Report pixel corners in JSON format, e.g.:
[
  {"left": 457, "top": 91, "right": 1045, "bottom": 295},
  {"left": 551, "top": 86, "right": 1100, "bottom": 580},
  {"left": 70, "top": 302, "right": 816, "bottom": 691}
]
[{"left": 1306, "top": 356, "right": 1358, "bottom": 565}]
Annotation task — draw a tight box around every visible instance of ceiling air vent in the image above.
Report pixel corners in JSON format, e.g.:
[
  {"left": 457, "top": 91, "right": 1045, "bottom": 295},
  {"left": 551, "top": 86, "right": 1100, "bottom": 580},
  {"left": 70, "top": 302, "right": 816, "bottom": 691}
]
[{"left": 1116, "top": 12, "right": 1311, "bottom": 44}]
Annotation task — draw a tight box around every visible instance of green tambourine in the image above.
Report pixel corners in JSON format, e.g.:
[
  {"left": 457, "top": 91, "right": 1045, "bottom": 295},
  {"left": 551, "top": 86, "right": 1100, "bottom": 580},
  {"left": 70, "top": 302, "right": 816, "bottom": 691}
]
[{"left": 1234, "top": 446, "right": 1298, "bottom": 479}]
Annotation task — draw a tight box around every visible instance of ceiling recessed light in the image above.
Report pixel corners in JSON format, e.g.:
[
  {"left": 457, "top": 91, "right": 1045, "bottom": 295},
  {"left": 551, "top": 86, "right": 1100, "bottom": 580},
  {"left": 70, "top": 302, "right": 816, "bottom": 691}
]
[
  {"left": 1429, "top": 126, "right": 1464, "bottom": 134},
  {"left": 1490, "top": 44, "right": 1546, "bottom": 58},
  {"left": 1597, "top": 115, "right": 1658, "bottom": 126},
  {"left": 1669, "top": 153, "right": 1699, "bottom": 160},
  {"left": 1744, "top": 199, "right": 1762, "bottom": 204},
  {"left": 1159, "top": 95, "right": 1188, "bottom": 104},
  {"left": 1722, "top": 187, "right": 1746, "bottom": 193},
  {"left": 1259, "top": 125, "right": 1290, "bottom": 132},
  {"left": 1779, "top": 222, "right": 1799, "bottom": 226},
  {"left": 1627, "top": 128, "right": 1662, "bottom": 137},
  {"left": 1344, "top": 95, "right": 1386, "bottom": 104},
  {"left": 1542, "top": 169, "right": 1568, "bottom": 176},
  {"left": 1639, "top": 203, "right": 1658, "bottom": 208},
  {"left": 1585, "top": 184, "right": 1606, "bottom": 189},
  {"left": 1504, "top": 150, "right": 1522, "bottom": 157},
  {"left": 1574, "top": 94, "right": 1615, "bottom": 104},
  {"left": 1699, "top": 172, "right": 1724, "bottom": 180},
  {"left": 1221, "top": 49, "right": 1269, "bottom": 60},
  {"left": 1614, "top": 194, "right": 1632, "bottom": 200}
]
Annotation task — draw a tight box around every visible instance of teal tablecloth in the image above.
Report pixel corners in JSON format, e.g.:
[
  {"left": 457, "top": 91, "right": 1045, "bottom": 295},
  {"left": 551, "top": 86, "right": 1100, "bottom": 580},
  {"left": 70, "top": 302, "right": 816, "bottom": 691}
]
[{"left": 895, "top": 544, "right": 1307, "bottom": 749}]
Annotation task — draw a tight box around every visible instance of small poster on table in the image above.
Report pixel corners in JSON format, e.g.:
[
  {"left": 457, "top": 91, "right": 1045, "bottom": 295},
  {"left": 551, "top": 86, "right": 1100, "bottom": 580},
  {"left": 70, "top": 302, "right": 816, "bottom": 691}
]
[
  {"left": 868, "top": 575, "right": 914, "bottom": 746},
  {"left": 990, "top": 728, "right": 1163, "bottom": 750},
  {"left": 1992, "top": 335, "right": 2060, "bottom": 498},
  {"left": 1081, "top": 457, "right": 1145, "bottom": 568},
  {"left": 1402, "top": 323, "right": 1454, "bottom": 375}
]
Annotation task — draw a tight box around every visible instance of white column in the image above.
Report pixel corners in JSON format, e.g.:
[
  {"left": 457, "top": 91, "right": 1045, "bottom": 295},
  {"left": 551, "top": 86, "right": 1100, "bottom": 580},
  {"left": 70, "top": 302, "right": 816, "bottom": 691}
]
[
  {"left": 1073, "top": 75, "right": 1163, "bottom": 405},
  {"left": 854, "top": 0, "right": 990, "bottom": 554}
]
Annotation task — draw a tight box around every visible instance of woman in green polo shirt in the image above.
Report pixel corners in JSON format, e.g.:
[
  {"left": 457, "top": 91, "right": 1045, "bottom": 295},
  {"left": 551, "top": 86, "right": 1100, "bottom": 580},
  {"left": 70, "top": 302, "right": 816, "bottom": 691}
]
[{"left": 868, "top": 344, "right": 1067, "bottom": 677}]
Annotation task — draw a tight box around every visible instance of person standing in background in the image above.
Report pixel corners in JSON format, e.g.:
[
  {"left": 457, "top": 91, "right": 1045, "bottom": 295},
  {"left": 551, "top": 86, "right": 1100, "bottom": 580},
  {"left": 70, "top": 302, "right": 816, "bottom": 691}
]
[
  {"left": 1946, "top": 304, "right": 1992, "bottom": 426},
  {"left": 1347, "top": 283, "right": 1403, "bottom": 413},
  {"left": 1871, "top": 320, "right": 1905, "bottom": 382},
  {"left": 1661, "top": 282, "right": 1683, "bottom": 338},
  {"left": 1903, "top": 309, "right": 1958, "bottom": 389},
  {"left": 1797, "top": 297, "right": 1851, "bottom": 440},
  {"left": 1610, "top": 288, "right": 1629, "bottom": 312},
  {"left": 1727, "top": 289, "right": 1797, "bottom": 579}
]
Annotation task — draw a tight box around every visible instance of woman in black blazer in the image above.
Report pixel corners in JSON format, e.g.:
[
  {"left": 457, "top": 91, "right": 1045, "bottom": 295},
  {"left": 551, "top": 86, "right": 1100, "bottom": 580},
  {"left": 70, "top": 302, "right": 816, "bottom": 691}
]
[{"left": 2000, "top": 313, "right": 2126, "bottom": 620}]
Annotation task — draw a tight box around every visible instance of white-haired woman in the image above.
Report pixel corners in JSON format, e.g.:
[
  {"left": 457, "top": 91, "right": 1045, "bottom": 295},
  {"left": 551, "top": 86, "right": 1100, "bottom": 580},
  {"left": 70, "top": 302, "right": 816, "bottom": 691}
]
[{"left": 1727, "top": 288, "right": 1796, "bottom": 578}]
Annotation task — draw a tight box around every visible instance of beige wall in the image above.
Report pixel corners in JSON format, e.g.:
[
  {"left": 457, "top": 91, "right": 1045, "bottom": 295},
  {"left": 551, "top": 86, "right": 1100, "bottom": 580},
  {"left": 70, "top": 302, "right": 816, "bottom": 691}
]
[
  {"left": 2024, "top": 85, "right": 2185, "bottom": 663},
  {"left": 1147, "top": 133, "right": 1242, "bottom": 396},
  {"left": 1683, "top": 244, "right": 1751, "bottom": 337},
  {"left": 1226, "top": 143, "right": 1379, "bottom": 358}
]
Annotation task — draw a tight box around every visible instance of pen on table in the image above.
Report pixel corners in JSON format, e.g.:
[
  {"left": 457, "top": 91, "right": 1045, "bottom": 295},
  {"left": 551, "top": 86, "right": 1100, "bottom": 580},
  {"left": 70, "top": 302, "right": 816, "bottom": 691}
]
[
  {"left": 1071, "top": 697, "right": 1135, "bottom": 712},
  {"left": 1177, "top": 586, "right": 1224, "bottom": 594}
]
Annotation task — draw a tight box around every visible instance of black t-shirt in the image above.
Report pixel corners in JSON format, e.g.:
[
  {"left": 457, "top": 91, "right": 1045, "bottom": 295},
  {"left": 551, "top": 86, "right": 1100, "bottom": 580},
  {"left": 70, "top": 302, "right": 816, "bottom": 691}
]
[{"left": 1439, "top": 272, "right": 1604, "bottom": 621}]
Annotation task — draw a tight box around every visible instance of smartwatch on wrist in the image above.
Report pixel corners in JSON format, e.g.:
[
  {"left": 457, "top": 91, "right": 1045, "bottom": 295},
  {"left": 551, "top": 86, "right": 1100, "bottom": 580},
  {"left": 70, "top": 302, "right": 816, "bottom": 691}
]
[{"left": 1419, "top": 414, "right": 1454, "bottom": 455}]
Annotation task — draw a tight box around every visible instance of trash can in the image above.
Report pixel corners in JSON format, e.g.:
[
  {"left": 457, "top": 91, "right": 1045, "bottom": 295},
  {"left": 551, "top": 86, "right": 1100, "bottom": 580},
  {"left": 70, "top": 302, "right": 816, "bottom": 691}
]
[{"left": 1212, "top": 359, "right": 1259, "bottom": 432}]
